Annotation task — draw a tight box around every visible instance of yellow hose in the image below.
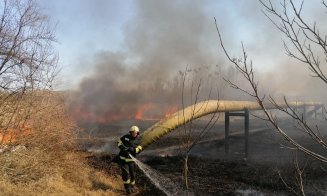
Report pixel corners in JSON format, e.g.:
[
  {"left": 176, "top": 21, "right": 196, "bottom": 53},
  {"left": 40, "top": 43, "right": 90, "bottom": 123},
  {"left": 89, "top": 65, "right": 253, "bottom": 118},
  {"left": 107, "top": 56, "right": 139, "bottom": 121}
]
[{"left": 140, "top": 100, "right": 320, "bottom": 149}]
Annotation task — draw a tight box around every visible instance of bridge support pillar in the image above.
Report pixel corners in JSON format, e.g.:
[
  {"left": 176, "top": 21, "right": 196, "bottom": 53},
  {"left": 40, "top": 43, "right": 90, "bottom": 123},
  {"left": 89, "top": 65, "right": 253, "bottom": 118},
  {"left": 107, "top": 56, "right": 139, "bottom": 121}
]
[{"left": 224, "top": 108, "right": 249, "bottom": 160}]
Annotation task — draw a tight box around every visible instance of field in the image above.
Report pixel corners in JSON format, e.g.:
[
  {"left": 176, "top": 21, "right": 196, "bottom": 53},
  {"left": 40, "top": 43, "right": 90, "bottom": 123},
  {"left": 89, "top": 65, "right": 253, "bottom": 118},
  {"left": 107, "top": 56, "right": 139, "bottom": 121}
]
[
  {"left": 86, "top": 115, "right": 327, "bottom": 195},
  {"left": 1, "top": 96, "right": 326, "bottom": 196}
]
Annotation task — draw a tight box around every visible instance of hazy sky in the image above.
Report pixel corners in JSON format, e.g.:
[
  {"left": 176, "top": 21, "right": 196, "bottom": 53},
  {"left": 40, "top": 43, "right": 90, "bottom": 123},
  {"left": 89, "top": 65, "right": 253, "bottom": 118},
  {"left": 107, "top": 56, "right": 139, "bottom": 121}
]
[
  {"left": 36, "top": 0, "right": 325, "bottom": 94},
  {"left": 35, "top": 0, "right": 277, "bottom": 88},
  {"left": 36, "top": 0, "right": 134, "bottom": 87},
  {"left": 32, "top": 0, "right": 327, "bottom": 122}
]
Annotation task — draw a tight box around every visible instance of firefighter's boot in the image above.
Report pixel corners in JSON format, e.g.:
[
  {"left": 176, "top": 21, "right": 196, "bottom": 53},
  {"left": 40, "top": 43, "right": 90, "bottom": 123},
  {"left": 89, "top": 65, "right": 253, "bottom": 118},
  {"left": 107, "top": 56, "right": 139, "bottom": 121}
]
[
  {"left": 130, "top": 184, "right": 135, "bottom": 193},
  {"left": 130, "top": 180, "right": 136, "bottom": 193},
  {"left": 124, "top": 184, "right": 132, "bottom": 194}
]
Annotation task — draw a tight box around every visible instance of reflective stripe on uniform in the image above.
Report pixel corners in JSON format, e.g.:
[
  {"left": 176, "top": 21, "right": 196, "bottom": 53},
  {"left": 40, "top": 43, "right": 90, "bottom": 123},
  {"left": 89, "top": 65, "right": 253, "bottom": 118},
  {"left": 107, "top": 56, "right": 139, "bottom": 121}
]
[
  {"left": 120, "top": 156, "right": 134, "bottom": 162},
  {"left": 135, "top": 145, "right": 143, "bottom": 153},
  {"left": 118, "top": 139, "right": 128, "bottom": 150},
  {"left": 117, "top": 139, "right": 124, "bottom": 147},
  {"left": 123, "top": 179, "right": 131, "bottom": 184}
]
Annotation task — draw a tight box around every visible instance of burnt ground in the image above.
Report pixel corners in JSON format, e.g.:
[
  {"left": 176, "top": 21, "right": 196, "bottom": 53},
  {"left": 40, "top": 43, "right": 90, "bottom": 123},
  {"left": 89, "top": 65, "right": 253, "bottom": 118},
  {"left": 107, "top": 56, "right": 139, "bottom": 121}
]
[
  {"left": 84, "top": 116, "right": 327, "bottom": 195},
  {"left": 140, "top": 156, "right": 326, "bottom": 196}
]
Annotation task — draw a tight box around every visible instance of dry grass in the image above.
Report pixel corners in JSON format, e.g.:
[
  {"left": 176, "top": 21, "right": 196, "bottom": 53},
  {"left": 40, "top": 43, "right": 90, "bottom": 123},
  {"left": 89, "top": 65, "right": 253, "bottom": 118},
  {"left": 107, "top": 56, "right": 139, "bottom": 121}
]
[
  {"left": 0, "top": 91, "right": 124, "bottom": 195},
  {"left": 0, "top": 150, "right": 124, "bottom": 195}
]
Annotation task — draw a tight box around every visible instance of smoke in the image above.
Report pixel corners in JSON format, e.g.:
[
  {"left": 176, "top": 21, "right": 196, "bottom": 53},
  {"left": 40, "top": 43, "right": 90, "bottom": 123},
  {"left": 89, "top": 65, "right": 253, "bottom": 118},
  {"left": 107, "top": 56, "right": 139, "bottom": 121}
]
[
  {"left": 215, "top": 1, "right": 327, "bottom": 103},
  {"left": 258, "top": 60, "right": 327, "bottom": 102},
  {"left": 69, "top": 0, "right": 326, "bottom": 124},
  {"left": 69, "top": 0, "right": 228, "bottom": 124}
]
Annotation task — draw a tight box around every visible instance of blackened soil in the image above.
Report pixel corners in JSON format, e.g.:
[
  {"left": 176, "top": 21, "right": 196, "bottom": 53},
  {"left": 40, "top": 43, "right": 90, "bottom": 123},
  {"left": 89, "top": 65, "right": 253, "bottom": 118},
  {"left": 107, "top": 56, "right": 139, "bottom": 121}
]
[
  {"left": 86, "top": 153, "right": 327, "bottom": 196},
  {"left": 85, "top": 118, "right": 327, "bottom": 195},
  {"left": 140, "top": 155, "right": 327, "bottom": 195}
]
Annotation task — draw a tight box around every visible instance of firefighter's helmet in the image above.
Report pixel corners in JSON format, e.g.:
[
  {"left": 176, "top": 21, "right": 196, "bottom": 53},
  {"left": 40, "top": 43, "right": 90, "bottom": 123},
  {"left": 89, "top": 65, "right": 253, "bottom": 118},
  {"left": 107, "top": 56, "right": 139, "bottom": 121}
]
[{"left": 130, "top": 125, "right": 140, "bottom": 134}]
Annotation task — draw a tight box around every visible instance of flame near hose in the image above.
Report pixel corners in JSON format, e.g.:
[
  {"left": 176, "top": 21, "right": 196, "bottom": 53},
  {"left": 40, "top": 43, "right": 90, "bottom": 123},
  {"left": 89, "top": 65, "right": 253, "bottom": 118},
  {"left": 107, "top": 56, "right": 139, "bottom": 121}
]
[{"left": 140, "top": 100, "right": 320, "bottom": 149}]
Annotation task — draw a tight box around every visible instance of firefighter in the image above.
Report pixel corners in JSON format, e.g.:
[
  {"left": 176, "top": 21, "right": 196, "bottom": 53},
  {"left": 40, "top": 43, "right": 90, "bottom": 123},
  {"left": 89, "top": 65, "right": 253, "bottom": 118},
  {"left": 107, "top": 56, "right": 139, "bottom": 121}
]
[{"left": 117, "top": 125, "right": 143, "bottom": 194}]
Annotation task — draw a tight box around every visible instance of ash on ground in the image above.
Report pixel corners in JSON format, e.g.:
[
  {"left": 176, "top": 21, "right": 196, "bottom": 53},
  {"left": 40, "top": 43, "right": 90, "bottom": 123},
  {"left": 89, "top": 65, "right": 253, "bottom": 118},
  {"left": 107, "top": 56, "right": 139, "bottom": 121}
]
[{"left": 84, "top": 116, "right": 327, "bottom": 195}]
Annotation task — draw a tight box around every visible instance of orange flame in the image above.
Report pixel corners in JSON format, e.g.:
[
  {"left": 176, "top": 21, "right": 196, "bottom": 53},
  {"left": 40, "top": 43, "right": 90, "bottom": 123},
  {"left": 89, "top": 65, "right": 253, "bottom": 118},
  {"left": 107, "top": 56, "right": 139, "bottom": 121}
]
[
  {"left": 134, "top": 103, "right": 155, "bottom": 120},
  {"left": 70, "top": 103, "right": 179, "bottom": 123},
  {"left": 0, "top": 123, "right": 31, "bottom": 144},
  {"left": 164, "top": 106, "right": 178, "bottom": 118}
]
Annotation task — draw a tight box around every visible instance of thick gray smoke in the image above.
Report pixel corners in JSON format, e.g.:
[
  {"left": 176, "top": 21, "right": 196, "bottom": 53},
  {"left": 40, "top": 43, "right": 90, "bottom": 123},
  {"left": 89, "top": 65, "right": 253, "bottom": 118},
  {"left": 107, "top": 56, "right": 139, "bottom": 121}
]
[
  {"left": 70, "top": 0, "right": 229, "bottom": 123},
  {"left": 69, "top": 0, "right": 326, "bottom": 124}
]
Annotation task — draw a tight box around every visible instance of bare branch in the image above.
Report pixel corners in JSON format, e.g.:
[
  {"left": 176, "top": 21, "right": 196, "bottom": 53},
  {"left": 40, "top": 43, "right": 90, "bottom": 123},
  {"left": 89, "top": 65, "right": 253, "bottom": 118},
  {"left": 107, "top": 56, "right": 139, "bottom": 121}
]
[{"left": 215, "top": 14, "right": 327, "bottom": 162}]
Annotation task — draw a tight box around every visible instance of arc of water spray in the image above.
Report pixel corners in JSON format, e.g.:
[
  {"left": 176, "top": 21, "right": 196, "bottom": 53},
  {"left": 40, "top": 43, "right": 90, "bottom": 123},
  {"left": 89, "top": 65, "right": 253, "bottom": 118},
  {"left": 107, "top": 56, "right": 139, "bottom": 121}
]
[{"left": 130, "top": 154, "right": 186, "bottom": 195}]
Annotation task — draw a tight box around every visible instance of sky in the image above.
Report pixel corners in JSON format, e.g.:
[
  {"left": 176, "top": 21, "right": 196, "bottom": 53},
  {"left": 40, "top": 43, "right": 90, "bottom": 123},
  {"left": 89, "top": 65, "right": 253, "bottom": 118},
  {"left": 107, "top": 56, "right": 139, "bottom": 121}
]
[
  {"left": 33, "top": 0, "right": 327, "bottom": 122},
  {"left": 36, "top": 0, "right": 135, "bottom": 87},
  {"left": 36, "top": 0, "right": 287, "bottom": 89}
]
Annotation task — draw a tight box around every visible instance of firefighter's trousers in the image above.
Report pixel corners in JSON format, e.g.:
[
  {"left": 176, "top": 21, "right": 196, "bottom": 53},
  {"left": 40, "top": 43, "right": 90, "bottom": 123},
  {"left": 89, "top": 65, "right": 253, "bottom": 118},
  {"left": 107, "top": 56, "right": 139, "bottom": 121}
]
[{"left": 120, "top": 161, "right": 136, "bottom": 191}]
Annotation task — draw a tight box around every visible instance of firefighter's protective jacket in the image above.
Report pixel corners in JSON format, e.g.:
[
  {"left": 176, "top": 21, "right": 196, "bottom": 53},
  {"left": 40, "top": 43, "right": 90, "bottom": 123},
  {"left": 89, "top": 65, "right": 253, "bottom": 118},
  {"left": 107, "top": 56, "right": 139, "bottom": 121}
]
[{"left": 117, "top": 134, "right": 143, "bottom": 162}]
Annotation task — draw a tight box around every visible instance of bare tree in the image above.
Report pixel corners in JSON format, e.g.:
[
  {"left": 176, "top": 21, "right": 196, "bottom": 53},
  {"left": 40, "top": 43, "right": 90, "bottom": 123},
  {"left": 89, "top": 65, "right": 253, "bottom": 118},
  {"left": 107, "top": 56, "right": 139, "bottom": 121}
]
[
  {"left": 178, "top": 66, "right": 220, "bottom": 191},
  {"left": 215, "top": 0, "right": 327, "bottom": 194},
  {"left": 259, "top": 0, "right": 327, "bottom": 83},
  {"left": 0, "top": 0, "right": 58, "bottom": 144},
  {"left": 0, "top": 0, "right": 57, "bottom": 92},
  {"left": 277, "top": 151, "right": 306, "bottom": 196},
  {"left": 215, "top": 0, "right": 327, "bottom": 162}
]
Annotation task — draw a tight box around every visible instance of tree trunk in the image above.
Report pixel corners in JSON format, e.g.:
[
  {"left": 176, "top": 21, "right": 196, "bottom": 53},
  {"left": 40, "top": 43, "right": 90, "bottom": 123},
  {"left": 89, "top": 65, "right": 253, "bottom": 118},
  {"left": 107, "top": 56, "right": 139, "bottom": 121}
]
[{"left": 183, "top": 155, "right": 189, "bottom": 191}]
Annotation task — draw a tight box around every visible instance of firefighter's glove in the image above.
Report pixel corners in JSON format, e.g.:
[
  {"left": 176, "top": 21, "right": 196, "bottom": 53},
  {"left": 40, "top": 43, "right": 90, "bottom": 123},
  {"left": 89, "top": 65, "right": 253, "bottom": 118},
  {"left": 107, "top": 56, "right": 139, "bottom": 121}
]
[{"left": 135, "top": 145, "right": 143, "bottom": 154}]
